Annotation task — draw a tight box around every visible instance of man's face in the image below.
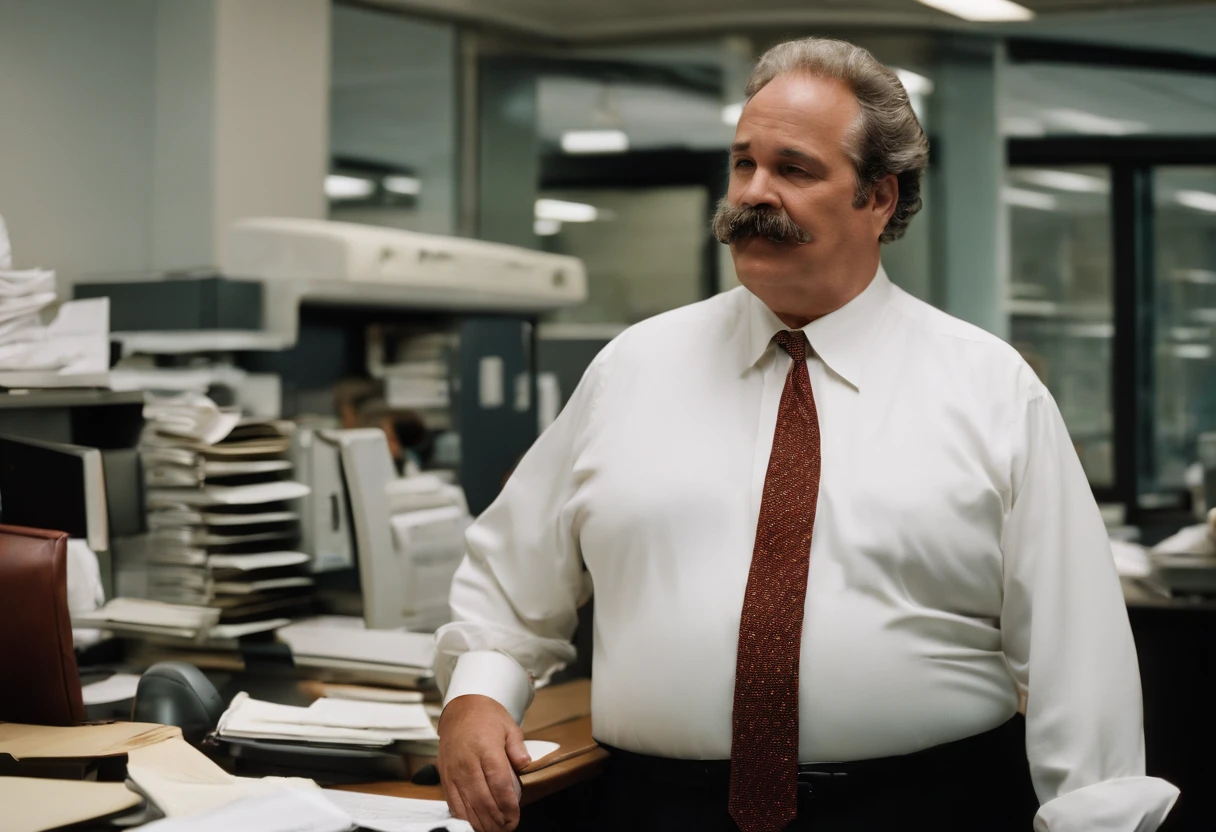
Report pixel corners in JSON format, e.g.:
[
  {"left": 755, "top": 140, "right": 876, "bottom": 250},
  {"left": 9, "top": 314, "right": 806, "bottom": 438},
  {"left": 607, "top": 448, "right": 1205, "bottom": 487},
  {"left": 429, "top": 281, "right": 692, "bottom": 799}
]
[{"left": 719, "top": 73, "right": 891, "bottom": 318}]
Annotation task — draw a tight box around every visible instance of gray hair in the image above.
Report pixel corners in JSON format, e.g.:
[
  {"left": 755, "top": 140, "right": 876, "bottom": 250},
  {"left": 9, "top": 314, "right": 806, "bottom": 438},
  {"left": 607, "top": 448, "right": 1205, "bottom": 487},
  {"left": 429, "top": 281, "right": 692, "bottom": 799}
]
[{"left": 745, "top": 38, "right": 929, "bottom": 244}]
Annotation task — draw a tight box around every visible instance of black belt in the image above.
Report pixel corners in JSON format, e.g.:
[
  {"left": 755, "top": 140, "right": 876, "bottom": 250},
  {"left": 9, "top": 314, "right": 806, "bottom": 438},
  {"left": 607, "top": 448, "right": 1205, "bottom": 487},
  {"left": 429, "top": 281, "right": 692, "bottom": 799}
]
[{"left": 599, "top": 718, "right": 1022, "bottom": 802}]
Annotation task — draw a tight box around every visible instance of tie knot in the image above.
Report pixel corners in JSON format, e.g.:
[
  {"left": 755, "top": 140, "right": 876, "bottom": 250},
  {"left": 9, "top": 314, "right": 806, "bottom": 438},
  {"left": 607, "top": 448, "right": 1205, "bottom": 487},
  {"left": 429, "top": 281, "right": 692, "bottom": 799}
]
[{"left": 774, "top": 330, "right": 807, "bottom": 363}]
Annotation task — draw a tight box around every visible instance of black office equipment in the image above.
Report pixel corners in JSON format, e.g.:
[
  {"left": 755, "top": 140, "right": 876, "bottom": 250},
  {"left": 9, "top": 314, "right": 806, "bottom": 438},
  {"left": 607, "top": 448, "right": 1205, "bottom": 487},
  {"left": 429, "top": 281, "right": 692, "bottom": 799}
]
[
  {"left": 132, "top": 662, "right": 227, "bottom": 747},
  {"left": 74, "top": 274, "right": 263, "bottom": 333},
  {"left": 0, "top": 434, "right": 109, "bottom": 552}
]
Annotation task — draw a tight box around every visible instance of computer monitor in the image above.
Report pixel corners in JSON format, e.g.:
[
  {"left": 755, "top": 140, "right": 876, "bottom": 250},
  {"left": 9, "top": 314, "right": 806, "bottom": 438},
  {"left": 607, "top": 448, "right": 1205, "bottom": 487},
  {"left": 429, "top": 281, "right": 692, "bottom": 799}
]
[{"left": 0, "top": 434, "right": 109, "bottom": 552}]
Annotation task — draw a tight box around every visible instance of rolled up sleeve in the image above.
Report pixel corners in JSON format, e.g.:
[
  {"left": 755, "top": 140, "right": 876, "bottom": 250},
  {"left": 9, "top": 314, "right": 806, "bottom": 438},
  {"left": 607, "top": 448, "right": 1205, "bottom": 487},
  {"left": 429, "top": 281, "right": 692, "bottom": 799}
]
[{"left": 1000, "top": 383, "right": 1179, "bottom": 831}]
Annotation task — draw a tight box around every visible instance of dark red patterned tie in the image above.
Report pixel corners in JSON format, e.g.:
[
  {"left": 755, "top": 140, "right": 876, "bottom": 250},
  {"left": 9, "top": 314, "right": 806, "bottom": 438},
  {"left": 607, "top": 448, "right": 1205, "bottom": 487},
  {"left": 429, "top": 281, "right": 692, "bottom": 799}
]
[{"left": 729, "top": 330, "right": 821, "bottom": 832}]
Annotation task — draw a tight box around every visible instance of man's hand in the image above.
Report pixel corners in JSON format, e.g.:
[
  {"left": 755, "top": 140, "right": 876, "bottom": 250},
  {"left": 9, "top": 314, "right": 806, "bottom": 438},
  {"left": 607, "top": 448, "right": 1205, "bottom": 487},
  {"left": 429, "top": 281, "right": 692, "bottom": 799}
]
[{"left": 438, "top": 694, "right": 532, "bottom": 832}]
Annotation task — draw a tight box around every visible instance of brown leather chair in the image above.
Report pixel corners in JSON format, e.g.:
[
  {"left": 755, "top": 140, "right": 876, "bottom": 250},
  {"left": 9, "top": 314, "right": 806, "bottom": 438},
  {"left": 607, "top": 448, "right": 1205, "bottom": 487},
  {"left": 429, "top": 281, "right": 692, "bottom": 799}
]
[{"left": 0, "top": 525, "right": 86, "bottom": 725}]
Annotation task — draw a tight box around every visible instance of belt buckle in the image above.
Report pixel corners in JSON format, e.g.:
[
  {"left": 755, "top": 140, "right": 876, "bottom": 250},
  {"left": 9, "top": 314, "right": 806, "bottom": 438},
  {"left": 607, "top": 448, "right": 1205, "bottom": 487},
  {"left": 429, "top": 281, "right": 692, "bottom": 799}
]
[{"left": 797, "top": 770, "right": 847, "bottom": 800}]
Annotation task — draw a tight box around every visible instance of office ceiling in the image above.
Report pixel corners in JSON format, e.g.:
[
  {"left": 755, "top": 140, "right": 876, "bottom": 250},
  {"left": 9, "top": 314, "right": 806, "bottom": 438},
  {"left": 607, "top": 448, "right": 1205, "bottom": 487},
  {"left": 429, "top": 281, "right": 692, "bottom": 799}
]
[{"left": 361, "top": 0, "right": 1216, "bottom": 41}]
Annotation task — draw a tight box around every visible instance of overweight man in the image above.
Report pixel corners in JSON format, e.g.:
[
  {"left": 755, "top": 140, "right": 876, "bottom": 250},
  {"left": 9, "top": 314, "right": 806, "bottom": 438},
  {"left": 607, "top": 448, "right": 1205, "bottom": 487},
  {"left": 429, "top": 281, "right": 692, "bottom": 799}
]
[{"left": 433, "top": 37, "right": 1179, "bottom": 832}]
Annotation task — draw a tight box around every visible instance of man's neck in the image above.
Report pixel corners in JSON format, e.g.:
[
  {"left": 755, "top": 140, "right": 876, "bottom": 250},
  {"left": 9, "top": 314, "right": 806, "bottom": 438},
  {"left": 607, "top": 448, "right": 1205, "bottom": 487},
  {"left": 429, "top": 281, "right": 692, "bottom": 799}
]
[{"left": 769, "top": 261, "right": 880, "bottom": 330}]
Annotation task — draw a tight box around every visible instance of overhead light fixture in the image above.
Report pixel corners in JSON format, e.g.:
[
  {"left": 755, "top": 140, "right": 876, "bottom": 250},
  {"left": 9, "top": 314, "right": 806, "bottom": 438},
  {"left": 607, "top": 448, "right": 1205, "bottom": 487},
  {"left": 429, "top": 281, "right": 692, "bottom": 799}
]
[
  {"left": 894, "top": 69, "right": 934, "bottom": 96},
  {"left": 1173, "top": 344, "right": 1212, "bottom": 360},
  {"left": 1002, "top": 117, "right": 1046, "bottom": 137},
  {"left": 1003, "top": 187, "right": 1059, "bottom": 212},
  {"left": 534, "top": 219, "right": 563, "bottom": 236},
  {"left": 324, "top": 174, "right": 374, "bottom": 200},
  {"left": 1041, "top": 108, "right": 1147, "bottom": 136},
  {"left": 383, "top": 175, "right": 421, "bottom": 196},
  {"left": 1175, "top": 190, "right": 1216, "bottom": 213},
  {"left": 1016, "top": 170, "right": 1109, "bottom": 195},
  {"left": 561, "top": 130, "right": 629, "bottom": 154},
  {"left": 535, "top": 199, "right": 598, "bottom": 223},
  {"left": 721, "top": 103, "right": 744, "bottom": 125},
  {"left": 915, "top": 0, "right": 1034, "bottom": 21}
]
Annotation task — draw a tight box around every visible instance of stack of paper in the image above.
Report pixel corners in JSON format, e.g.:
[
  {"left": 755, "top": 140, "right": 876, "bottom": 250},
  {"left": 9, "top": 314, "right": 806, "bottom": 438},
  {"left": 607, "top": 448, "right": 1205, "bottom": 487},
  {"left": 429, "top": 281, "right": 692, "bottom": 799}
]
[
  {"left": 0, "top": 214, "right": 110, "bottom": 389},
  {"left": 136, "top": 395, "right": 314, "bottom": 626},
  {"left": 216, "top": 692, "right": 439, "bottom": 750},
  {"left": 73, "top": 597, "right": 289, "bottom": 642},
  {"left": 383, "top": 332, "right": 454, "bottom": 411},
  {"left": 137, "top": 788, "right": 474, "bottom": 832},
  {"left": 276, "top": 618, "right": 436, "bottom": 689}
]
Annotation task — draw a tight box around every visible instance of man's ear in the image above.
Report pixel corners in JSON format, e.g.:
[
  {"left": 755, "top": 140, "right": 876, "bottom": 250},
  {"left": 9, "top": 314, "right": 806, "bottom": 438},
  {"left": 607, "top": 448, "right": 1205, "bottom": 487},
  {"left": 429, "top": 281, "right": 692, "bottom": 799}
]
[{"left": 871, "top": 174, "right": 899, "bottom": 239}]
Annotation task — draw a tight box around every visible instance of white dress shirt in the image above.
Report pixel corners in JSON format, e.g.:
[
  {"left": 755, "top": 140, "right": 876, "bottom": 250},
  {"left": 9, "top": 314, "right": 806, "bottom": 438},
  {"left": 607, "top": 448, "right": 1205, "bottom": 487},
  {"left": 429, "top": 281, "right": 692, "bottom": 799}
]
[{"left": 436, "top": 267, "right": 1178, "bottom": 831}]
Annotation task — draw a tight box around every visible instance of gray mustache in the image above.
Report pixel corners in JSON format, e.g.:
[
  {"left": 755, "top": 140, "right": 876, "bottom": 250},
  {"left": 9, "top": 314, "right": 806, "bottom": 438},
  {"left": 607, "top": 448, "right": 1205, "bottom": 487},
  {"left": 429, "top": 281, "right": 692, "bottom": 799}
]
[{"left": 711, "top": 199, "right": 813, "bottom": 245}]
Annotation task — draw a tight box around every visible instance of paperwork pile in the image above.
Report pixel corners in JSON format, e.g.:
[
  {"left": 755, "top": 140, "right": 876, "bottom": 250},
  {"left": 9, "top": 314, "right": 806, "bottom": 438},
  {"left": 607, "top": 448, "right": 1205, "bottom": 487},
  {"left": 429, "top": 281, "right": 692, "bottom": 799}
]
[
  {"left": 0, "top": 213, "right": 110, "bottom": 388},
  {"left": 216, "top": 691, "right": 439, "bottom": 753},
  {"left": 134, "top": 394, "right": 313, "bottom": 627},
  {"left": 138, "top": 788, "right": 472, "bottom": 832},
  {"left": 73, "top": 597, "right": 289, "bottom": 642},
  {"left": 277, "top": 618, "right": 437, "bottom": 690},
  {"left": 381, "top": 331, "right": 454, "bottom": 412}
]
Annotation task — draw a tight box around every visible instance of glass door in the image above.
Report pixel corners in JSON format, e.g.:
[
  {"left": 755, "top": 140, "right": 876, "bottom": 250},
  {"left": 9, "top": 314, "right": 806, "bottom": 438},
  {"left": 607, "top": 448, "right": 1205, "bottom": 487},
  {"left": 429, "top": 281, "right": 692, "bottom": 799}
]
[
  {"left": 1152, "top": 167, "right": 1216, "bottom": 495},
  {"left": 1006, "top": 166, "right": 1115, "bottom": 487}
]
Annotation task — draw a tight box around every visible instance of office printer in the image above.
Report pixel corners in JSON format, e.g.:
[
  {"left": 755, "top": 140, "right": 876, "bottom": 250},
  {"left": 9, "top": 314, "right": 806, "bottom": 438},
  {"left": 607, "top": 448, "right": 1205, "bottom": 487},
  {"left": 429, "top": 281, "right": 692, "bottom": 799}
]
[{"left": 223, "top": 217, "right": 588, "bottom": 308}]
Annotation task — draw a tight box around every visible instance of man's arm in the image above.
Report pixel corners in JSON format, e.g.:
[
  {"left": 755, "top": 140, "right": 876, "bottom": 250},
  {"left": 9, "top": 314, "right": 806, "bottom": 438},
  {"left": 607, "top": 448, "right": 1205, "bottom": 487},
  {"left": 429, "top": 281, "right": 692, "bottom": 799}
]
[
  {"left": 433, "top": 349, "right": 609, "bottom": 832},
  {"left": 1000, "top": 377, "right": 1178, "bottom": 831}
]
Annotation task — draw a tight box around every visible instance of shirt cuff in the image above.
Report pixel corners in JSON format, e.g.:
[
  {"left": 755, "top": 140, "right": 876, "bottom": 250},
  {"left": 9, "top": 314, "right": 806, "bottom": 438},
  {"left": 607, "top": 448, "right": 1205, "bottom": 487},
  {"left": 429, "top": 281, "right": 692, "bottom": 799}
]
[
  {"left": 1034, "top": 777, "right": 1180, "bottom": 832},
  {"left": 442, "top": 650, "right": 534, "bottom": 724}
]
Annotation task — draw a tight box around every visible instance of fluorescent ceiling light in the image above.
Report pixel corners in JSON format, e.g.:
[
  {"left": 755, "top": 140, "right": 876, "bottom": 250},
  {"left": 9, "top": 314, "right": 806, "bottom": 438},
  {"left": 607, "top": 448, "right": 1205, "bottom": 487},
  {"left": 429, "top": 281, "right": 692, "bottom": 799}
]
[
  {"left": 1173, "top": 344, "right": 1212, "bottom": 360},
  {"left": 1002, "top": 117, "right": 1046, "bottom": 137},
  {"left": 915, "top": 0, "right": 1034, "bottom": 21},
  {"left": 534, "top": 218, "right": 563, "bottom": 236},
  {"left": 1016, "top": 170, "right": 1109, "bottom": 195},
  {"left": 561, "top": 130, "right": 629, "bottom": 154},
  {"left": 894, "top": 69, "right": 934, "bottom": 96},
  {"left": 1003, "top": 187, "right": 1059, "bottom": 212},
  {"left": 721, "top": 103, "right": 744, "bottom": 125},
  {"left": 535, "top": 199, "right": 598, "bottom": 223},
  {"left": 383, "top": 175, "right": 421, "bottom": 196},
  {"left": 1175, "top": 190, "right": 1216, "bottom": 214},
  {"left": 324, "top": 174, "right": 374, "bottom": 200},
  {"left": 1041, "top": 108, "right": 1147, "bottom": 136}
]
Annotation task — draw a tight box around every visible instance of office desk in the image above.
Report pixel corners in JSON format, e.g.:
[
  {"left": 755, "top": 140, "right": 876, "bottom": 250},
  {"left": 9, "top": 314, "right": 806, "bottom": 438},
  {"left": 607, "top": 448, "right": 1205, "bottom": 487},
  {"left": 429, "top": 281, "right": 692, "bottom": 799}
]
[
  {"left": 1121, "top": 579, "right": 1216, "bottom": 832},
  {"left": 332, "top": 679, "right": 608, "bottom": 808}
]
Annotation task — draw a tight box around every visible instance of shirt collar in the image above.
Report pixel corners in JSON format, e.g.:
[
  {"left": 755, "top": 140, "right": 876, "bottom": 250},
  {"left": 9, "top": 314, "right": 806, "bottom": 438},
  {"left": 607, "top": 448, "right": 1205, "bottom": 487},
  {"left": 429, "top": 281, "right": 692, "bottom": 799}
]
[{"left": 740, "top": 264, "right": 895, "bottom": 390}]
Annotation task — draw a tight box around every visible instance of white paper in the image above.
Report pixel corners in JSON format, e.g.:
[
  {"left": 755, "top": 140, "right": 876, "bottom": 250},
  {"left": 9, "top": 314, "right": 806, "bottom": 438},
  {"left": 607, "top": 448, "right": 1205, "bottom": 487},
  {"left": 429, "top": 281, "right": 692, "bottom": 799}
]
[
  {"left": 278, "top": 621, "right": 436, "bottom": 669},
  {"left": 145, "top": 393, "right": 241, "bottom": 446},
  {"left": 0, "top": 291, "right": 56, "bottom": 326},
  {"left": 204, "top": 459, "right": 293, "bottom": 476},
  {"left": 0, "top": 297, "right": 110, "bottom": 387},
  {"left": 209, "top": 619, "right": 293, "bottom": 640},
  {"left": 0, "top": 213, "right": 10, "bottom": 269},
  {"left": 77, "top": 597, "right": 221, "bottom": 631},
  {"left": 318, "top": 687, "right": 424, "bottom": 705},
  {"left": 81, "top": 672, "right": 143, "bottom": 705},
  {"left": 320, "top": 790, "right": 472, "bottom": 832},
  {"left": 204, "top": 510, "right": 301, "bottom": 527},
  {"left": 208, "top": 551, "right": 311, "bottom": 571},
  {"left": 523, "top": 740, "right": 560, "bottom": 764},
  {"left": 217, "top": 693, "right": 396, "bottom": 746},
  {"left": 306, "top": 699, "right": 433, "bottom": 731},
  {"left": 139, "top": 789, "right": 353, "bottom": 832},
  {"left": 148, "top": 480, "right": 310, "bottom": 508},
  {"left": 66, "top": 539, "right": 105, "bottom": 619},
  {"left": 213, "top": 576, "right": 314, "bottom": 595}
]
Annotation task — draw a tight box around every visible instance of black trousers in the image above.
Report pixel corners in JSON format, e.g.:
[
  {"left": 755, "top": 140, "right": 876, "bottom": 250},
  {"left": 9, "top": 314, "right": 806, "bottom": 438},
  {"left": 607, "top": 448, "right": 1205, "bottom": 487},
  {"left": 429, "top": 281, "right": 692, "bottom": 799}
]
[{"left": 591, "top": 718, "right": 1039, "bottom": 832}]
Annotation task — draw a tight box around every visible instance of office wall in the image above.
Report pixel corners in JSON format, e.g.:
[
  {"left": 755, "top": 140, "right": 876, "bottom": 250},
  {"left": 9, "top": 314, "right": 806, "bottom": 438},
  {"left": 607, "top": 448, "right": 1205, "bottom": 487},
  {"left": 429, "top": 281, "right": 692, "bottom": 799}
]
[
  {"left": 212, "top": 0, "right": 330, "bottom": 266},
  {"left": 329, "top": 5, "right": 458, "bottom": 236},
  {"left": 0, "top": 0, "right": 157, "bottom": 285}
]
